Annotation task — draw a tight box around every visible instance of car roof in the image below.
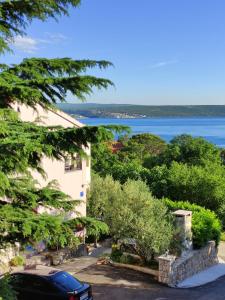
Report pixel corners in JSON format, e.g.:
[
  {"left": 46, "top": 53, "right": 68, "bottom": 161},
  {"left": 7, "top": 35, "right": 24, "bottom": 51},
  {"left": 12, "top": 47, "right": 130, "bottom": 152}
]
[{"left": 12, "top": 265, "right": 62, "bottom": 277}]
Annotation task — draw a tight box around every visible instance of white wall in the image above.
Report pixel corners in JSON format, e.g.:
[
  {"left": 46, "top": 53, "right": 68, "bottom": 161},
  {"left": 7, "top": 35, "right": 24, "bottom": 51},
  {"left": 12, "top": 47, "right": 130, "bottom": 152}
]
[{"left": 12, "top": 103, "right": 91, "bottom": 217}]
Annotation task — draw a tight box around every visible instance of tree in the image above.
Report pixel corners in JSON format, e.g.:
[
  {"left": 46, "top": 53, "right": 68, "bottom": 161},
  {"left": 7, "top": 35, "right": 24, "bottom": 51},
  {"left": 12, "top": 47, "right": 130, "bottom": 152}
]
[
  {"left": 0, "top": 1, "right": 113, "bottom": 248},
  {"left": 88, "top": 174, "right": 173, "bottom": 261},
  {"left": 87, "top": 173, "right": 122, "bottom": 220},
  {"left": 0, "top": 58, "right": 113, "bottom": 109},
  {"left": 146, "top": 161, "right": 225, "bottom": 225},
  {"left": 118, "top": 133, "right": 166, "bottom": 164},
  {"left": 155, "top": 134, "right": 221, "bottom": 167}
]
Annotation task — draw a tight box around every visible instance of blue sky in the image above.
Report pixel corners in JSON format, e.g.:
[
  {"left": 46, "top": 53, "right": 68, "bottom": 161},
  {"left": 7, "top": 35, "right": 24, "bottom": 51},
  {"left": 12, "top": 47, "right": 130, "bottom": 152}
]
[{"left": 4, "top": 0, "right": 225, "bottom": 105}]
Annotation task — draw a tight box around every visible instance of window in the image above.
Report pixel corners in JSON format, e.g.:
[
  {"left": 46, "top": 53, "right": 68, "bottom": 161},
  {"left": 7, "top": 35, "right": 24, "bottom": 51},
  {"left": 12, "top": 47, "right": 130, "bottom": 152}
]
[
  {"left": 52, "top": 271, "right": 82, "bottom": 292},
  {"left": 10, "top": 274, "right": 57, "bottom": 293},
  {"left": 65, "top": 154, "right": 82, "bottom": 172}
]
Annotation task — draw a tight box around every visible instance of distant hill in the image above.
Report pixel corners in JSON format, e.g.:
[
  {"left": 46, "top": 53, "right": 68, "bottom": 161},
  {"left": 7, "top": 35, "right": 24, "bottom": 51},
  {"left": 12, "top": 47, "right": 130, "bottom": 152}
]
[{"left": 57, "top": 103, "right": 225, "bottom": 118}]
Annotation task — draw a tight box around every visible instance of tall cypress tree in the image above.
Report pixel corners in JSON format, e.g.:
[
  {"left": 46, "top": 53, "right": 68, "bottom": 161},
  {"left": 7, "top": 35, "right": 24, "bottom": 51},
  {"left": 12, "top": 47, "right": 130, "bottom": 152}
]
[{"left": 0, "top": 0, "right": 112, "bottom": 248}]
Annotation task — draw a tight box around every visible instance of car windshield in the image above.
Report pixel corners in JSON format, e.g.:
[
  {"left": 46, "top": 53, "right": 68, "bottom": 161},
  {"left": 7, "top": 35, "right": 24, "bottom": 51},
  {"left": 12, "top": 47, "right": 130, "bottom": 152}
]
[{"left": 51, "top": 271, "right": 83, "bottom": 292}]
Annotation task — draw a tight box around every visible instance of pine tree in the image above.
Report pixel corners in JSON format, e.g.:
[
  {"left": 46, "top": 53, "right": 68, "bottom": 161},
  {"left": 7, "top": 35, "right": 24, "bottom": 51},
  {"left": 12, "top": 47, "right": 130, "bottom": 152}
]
[{"left": 0, "top": 0, "right": 112, "bottom": 248}]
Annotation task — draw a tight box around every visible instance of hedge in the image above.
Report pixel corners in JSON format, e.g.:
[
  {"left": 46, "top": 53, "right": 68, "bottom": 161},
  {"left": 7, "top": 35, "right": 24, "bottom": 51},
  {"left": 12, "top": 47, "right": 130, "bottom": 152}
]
[{"left": 163, "top": 198, "right": 222, "bottom": 248}]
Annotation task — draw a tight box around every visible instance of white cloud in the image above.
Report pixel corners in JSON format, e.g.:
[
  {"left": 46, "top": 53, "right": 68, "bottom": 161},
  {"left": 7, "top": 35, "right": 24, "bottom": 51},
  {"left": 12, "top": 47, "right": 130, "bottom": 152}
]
[
  {"left": 44, "top": 33, "right": 68, "bottom": 42},
  {"left": 13, "top": 36, "right": 38, "bottom": 54},
  {"left": 150, "top": 59, "right": 178, "bottom": 69},
  {"left": 12, "top": 33, "right": 68, "bottom": 54}
]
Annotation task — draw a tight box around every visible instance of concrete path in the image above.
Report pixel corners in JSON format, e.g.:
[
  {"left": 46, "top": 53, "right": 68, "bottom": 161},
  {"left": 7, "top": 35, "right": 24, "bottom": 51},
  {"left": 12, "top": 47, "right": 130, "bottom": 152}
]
[
  {"left": 173, "top": 241, "right": 225, "bottom": 288},
  {"left": 59, "top": 246, "right": 111, "bottom": 274},
  {"left": 177, "top": 258, "right": 225, "bottom": 288},
  {"left": 59, "top": 256, "right": 98, "bottom": 274}
]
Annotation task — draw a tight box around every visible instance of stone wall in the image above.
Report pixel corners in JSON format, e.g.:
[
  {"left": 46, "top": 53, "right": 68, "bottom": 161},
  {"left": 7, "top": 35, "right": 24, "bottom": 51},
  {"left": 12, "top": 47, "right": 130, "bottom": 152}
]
[
  {"left": 158, "top": 241, "right": 218, "bottom": 286},
  {"left": 0, "top": 244, "right": 20, "bottom": 275}
]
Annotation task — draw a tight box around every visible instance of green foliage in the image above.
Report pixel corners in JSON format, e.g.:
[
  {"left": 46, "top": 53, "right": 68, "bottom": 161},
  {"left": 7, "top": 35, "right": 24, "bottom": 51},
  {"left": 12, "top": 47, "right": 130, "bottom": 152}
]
[
  {"left": 9, "top": 255, "right": 25, "bottom": 267},
  {"left": 0, "top": 0, "right": 115, "bottom": 250},
  {"left": 69, "top": 216, "right": 109, "bottom": 242},
  {"left": 110, "top": 244, "right": 123, "bottom": 262},
  {"left": 0, "top": 58, "right": 113, "bottom": 109},
  {"left": 0, "top": 274, "right": 17, "bottom": 300},
  {"left": 163, "top": 199, "right": 222, "bottom": 248},
  {"left": 0, "top": 205, "right": 79, "bottom": 249},
  {"left": 88, "top": 174, "right": 173, "bottom": 260},
  {"left": 147, "top": 162, "right": 225, "bottom": 214},
  {"left": 91, "top": 142, "right": 118, "bottom": 176},
  {"left": 221, "top": 232, "right": 225, "bottom": 241},
  {"left": 156, "top": 134, "right": 222, "bottom": 167},
  {"left": 119, "top": 133, "right": 166, "bottom": 163},
  {"left": 110, "top": 161, "right": 146, "bottom": 184},
  {"left": 87, "top": 173, "right": 122, "bottom": 220}
]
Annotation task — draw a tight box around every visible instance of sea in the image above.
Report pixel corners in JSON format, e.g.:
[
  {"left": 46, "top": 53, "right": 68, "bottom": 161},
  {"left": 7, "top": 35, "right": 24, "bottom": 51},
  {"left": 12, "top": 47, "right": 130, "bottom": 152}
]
[{"left": 82, "top": 117, "right": 225, "bottom": 148}]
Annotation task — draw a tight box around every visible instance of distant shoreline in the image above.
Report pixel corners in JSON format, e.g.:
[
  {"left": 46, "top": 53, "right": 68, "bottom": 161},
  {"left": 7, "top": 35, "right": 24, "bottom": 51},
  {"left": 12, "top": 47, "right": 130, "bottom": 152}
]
[
  {"left": 76, "top": 115, "right": 225, "bottom": 119},
  {"left": 58, "top": 103, "right": 225, "bottom": 119}
]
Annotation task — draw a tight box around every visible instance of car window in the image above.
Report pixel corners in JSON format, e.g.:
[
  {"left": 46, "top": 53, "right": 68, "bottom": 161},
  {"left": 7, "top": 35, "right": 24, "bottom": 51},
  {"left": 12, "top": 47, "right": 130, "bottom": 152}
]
[
  {"left": 28, "top": 276, "right": 57, "bottom": 293},
  {"left": 10, "top": 274, "right": 27, "bottom": 288},
  {"left": 11, "top": 274, "right": 57, "bottom": 293},
  {"left": 51, "top": 272, "right": 82, "bottom": 292}
]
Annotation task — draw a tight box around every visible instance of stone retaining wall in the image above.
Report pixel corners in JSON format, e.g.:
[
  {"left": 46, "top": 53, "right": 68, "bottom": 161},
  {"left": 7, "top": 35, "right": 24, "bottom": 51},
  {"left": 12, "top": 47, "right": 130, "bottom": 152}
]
[
  {"left": 158, "top": 241, "right": 218, "bottom": 286},
  {"left": 0, "top": 244, "right": 20, "bottom": 275}
]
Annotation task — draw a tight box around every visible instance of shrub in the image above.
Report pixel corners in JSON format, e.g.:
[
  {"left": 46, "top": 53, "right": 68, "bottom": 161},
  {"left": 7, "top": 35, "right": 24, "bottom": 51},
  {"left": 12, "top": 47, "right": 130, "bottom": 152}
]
[
  {"left": 119, "top": 253, "right": 143, "bottom": 265},
  {"left": 163, "top": 198, "right": 222, "bottom": 248},
  {"left": 9, "top": 255, "right": 25, "bottom": 267},
  {"left": 111, "top": 244, "right": 123, "bottom": 262},
  {"left": 88, "top": 175, "right": 174, "bottom": 261},
  {"left": 0, "top": 274, "right": 17, "bottom": 300},
  {"left": 221, "top": 232, "right": 225, "bottom": 242}
]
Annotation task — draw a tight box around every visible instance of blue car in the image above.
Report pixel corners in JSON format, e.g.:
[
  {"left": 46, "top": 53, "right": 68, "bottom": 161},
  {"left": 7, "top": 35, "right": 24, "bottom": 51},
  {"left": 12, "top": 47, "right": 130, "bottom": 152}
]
[{"left": 9, "top": 266, "right": 93, "bottom": 300}]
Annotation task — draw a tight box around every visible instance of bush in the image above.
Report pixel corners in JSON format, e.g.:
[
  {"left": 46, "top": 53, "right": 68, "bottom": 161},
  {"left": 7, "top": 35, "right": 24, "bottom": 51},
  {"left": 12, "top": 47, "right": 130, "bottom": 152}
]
[
  {"left": 110, "top": 244, "right": 123, "bottom": 262},
  {"left": 119, "top": 253, "right": 143, "bottom": 265},
  {"left": 163, "top": 198, "right": 222, "bottom": 248},
  {"left": 0, "top": 274, "right": 17, "bottom": 300},
  {"left": 9, "top": 255, "right": 25, "bottom": 267},
  {"left": 88, "top": 175, "right": 174, "bottom": 261},
  {"left": 221, "top": 232, "right": 225, "bottom": 242}
]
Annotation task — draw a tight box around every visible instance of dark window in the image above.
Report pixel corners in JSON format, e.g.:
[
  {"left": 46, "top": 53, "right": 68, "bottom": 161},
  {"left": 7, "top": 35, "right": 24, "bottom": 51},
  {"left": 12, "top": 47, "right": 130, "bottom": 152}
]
[
  {"left": 51, "top": 271, "right": 82, "bottom": 292},
  {"left": 28, "top": 276, "right": 56, "bottom": 293},
  {"left": 10, "top": 274, "right": 27, "bottom": 288},
  {"left": 10, "top": 274, "right": 57, "bottom": 293},
  {"left": 65, "top": 155, "right": 82, "bottom": 172}
]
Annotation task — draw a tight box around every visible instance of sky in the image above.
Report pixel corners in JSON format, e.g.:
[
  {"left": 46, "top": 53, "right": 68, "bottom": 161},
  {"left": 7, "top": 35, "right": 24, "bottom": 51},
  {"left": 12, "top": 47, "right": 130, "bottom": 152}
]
[{"left": 4, "top": 0, "right": 225, "bottom": 105}]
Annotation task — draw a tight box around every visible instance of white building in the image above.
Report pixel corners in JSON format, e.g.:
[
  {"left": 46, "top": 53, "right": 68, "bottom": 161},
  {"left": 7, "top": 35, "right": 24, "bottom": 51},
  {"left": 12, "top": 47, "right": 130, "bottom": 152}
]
[{"left": 12, "top": 103, "right": 91, "bottom": 217}]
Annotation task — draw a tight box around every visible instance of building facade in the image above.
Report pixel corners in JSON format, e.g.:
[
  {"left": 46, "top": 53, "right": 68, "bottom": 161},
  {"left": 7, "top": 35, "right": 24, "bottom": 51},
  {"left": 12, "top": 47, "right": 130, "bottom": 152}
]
[{"left": 12, "top": 103, "right": 91, "bottom": 217}]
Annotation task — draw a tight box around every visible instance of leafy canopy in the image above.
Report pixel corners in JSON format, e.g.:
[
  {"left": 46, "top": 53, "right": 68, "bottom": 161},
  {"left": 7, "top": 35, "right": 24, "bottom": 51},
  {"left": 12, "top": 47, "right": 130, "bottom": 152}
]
[
  {"left": 0, "top": 0, "right": 114, "bottom": 249},
  {"left": 88, "top": 174, "right": 173, "bottom": 260},
  {"left": 0, "top": 58, "right": 113, "bottom": 109}
]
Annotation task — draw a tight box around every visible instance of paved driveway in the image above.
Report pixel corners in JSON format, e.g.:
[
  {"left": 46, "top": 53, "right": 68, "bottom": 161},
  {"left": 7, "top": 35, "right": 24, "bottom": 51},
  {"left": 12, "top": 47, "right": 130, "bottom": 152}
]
[
  {"left": 75, "top": 264, "right": 225, "bottom": 300},
  {"left": 58, "top": 243, "right": 225, "bottom": 300}
]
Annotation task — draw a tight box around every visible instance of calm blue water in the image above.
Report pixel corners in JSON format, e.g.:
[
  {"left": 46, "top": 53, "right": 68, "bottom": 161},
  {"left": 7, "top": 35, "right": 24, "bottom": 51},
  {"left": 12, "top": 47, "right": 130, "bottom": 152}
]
[{"left": 82, "top": 117, "right": 225, "bottom": 147}]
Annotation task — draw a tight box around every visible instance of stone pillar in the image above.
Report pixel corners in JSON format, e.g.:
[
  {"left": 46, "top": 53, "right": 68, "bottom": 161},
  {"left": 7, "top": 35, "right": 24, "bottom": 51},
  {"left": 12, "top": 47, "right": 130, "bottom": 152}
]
[
  {"left": 173, "top": 210, "right": 192, "bottom": 254},
  {"left": 158, "top": 255, "right": 176, "bottom": 285}
]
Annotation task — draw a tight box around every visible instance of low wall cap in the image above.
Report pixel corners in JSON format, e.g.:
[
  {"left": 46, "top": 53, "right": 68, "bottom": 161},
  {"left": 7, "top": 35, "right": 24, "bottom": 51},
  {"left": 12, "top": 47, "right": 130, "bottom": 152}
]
[{"left": 173, "top": 210, "right": 192, "bottom": 216}]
